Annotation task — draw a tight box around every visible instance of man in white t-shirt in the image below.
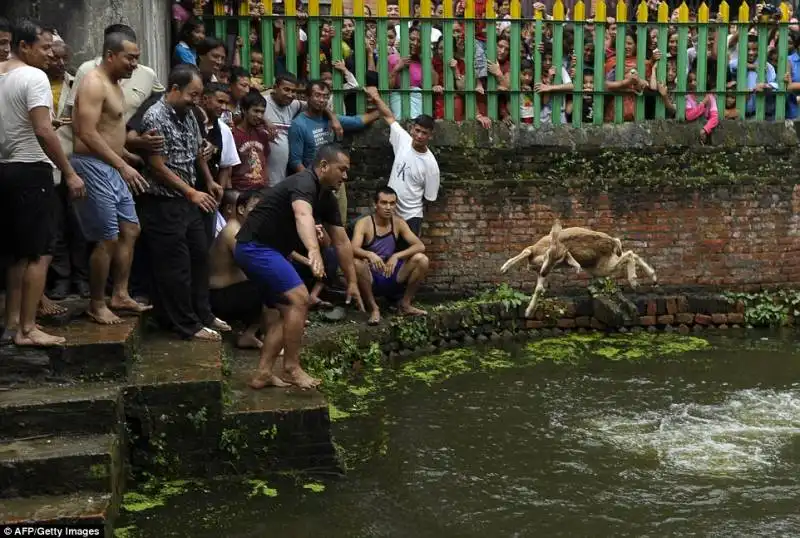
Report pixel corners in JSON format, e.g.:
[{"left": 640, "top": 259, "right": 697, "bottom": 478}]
[
  {"left": 364, "top": 87, "right": 440, "bottom": 237},
  {"left": 0, "top": 17, "right": 86, "bottom": 347},
  {"left": 262, "top": 73, "right": 303, "bottom": 187}
]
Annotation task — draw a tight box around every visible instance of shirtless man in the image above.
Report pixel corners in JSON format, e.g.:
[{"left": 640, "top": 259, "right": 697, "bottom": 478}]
[
  {"left": 351, "top": 186, "right": 430, "bottom": 325},
  {"left": 71, "top": 32, "right": 151, "bottom": 324},
  {"left": 209, "top": 190, "right": 279, "bottom": 352}
]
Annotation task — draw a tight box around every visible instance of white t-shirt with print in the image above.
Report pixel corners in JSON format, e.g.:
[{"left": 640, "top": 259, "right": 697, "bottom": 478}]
[
  {"left": 386, "top": 122, "right": 440, "bottom": 221},
  {"left": 0, "top": 65, "right": 53, "bottom": 164}
]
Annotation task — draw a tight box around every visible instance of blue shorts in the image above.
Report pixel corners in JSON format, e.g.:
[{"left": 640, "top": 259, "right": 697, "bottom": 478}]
[
  {"left": 372, "top": 260, "right": 405, "bottom": 300},
  {"left": 234, "top": 242, "right": 304, "bottom": 306},
  {"left": 71, "top": 154, "right": 139, "bottom": 241}
]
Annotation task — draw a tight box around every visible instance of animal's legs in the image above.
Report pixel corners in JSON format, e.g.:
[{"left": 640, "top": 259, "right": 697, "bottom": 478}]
[
  {"left": 500, "top": 247, "right": 533, "bottom": 274},
  {"left": 565, "top": 251, "right": 582, "bottom": 274},
  {"left": 524, "top": 273, "right": 548, "bottom": 318}
]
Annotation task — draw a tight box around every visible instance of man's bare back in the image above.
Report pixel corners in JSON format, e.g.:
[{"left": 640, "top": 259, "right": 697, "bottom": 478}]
[
  {"left": 72, "top": 67, "right": 127, "bottom": 157},
  {"left": 209, "top": 220, "right": 249, "bottom": 289}
]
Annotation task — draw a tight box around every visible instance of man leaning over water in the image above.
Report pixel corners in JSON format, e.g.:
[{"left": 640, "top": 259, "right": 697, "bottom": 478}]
[{"left": 234, "top": 143, "right": 365, "bottom": 390}]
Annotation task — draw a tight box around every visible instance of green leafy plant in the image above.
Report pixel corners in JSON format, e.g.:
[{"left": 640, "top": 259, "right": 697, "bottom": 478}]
[
  {"left": 588, "top": 277, "right": 619, "bottom": 298},
  {"left": 723, "top": 290, "right": 797, "bottom": 327},
  {"left": 186, "top": 406, "right": 208, "bottom": 430}
]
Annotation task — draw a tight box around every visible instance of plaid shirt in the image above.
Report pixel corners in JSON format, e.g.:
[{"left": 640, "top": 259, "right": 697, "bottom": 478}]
[{"left": 140, "top": 97, "right": 202, "bottom": 197}]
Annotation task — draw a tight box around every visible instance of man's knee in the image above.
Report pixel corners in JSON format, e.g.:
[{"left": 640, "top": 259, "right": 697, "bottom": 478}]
[
  {"left": 94, "top": 237, "right": 119, "bottom": 253},
  {"left": 410, "top": 253, "right": 430, "bottom": 271},
  {"left": 283, "top": 285, "right": 310, "bottom": 308},
  {"left": 119, "top": 221, "right": 141, "bottom": 241},
  {"left": 354, "top": 259, "right": 371, "bottom": 280}
]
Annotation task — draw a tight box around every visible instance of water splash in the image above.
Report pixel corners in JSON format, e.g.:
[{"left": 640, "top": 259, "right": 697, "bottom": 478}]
[{"left": 587, "top": 389, "right": 800, "bottom": 476}]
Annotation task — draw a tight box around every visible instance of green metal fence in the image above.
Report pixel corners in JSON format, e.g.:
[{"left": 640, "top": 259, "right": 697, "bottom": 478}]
[{"left": 202, "top": 0, "right": 797, "bottom": 125}]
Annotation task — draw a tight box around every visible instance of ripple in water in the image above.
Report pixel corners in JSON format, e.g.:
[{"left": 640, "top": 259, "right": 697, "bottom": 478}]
[{"left": 586, "top": 388, "right": 800, "bottom": 476}]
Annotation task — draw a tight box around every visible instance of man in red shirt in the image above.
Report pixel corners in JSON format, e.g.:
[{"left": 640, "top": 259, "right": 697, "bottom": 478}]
[{"left": 231, "top": 91, "right": 272, "bottom": 191}]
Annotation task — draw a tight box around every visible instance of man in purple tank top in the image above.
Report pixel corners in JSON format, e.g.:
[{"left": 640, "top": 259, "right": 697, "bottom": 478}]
[{"left": 351, "top": 186, "right": 430, "bottom": 325}]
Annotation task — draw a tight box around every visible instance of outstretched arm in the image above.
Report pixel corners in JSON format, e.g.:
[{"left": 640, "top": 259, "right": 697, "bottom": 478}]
[{"left": 364, "top": 86, "right": 396, "bottom": 125}]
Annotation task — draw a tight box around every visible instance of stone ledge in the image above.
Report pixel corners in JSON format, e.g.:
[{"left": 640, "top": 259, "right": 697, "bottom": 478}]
[{"left": 347, "top": 119, "right": 800, "bottom": 151}]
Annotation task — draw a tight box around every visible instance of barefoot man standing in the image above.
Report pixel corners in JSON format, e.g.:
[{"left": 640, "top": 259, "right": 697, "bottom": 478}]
[
  {"left": 71, "top": 31, "right": 151, "bottom": 324},
  {"left": 234, "top": 143, "right": 364, "bottom": 389}
]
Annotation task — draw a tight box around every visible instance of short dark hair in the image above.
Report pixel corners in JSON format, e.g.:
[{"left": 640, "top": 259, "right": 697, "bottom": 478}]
[
  {"left": 11, "top": 17, "right": 43, "bottom": 53},
  {"left": 0, "top": 17, "right": 11, "bottom": 34},
  {"left": 306, "top": 79, "right": 330, "bottom": 96},
  {"left": 313, "top": 143, "right": 348, "bottom": 166},
  {"left": 237, "top": 189, "right": 262, "bottom": 209},
  {"left": 240, "top": 89, "right": 267, "bottom": 110},
  {"left": 521, "top": 59, "right": 534, "bottom": 72},
  {"left": 104, "top": 24, "right": 136, "bottom": 42},
  {"left": 167, "top": 64, "right": 202, "bottom": 91},
  {"left": 274, "top": 72, "right": 298, "bottom": 87},
  {"left": 178, "top": 18, "right": 204, "bottom": 44},
  {"left": 229, "top": 66, "right": 250, "bottom": 85},
  {"left": 204, "top": 81, "right": 230, "bottom": 95},
  {"left": 374, "top": 185, "right": 397, "bottom": 202},
  {"left": 197, "top": 36, "right": 226, "bottom": 57},
  {"left": 412, "top": 114, "right": 435, "bottom": 130},
  {"left": 103, "top": 32, "right": 133, "bottom": 55}
]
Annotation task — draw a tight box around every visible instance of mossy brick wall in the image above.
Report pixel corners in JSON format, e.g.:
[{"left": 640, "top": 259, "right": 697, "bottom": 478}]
[{"left": 345, "top": 120, "right": 800, "bottom": 294}]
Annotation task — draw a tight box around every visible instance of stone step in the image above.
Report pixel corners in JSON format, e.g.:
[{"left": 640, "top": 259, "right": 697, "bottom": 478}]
[
  {"left": 124, "top": 335, "right": 224, "bottom": 476},
  {"left": 0, "top": 318, "right": 139, "bottom": 386},
  {"left": 0, "top": 382, "right": 123, "bottom": 441},
  {"left": 0, "top": 433, "right": 123, "bottom": 498},
  {"left": 221, "top": 349, "right": 340, "bottom": 474},
  {"left": 0, "top": 491, "right": 114, "bottom": 530}
]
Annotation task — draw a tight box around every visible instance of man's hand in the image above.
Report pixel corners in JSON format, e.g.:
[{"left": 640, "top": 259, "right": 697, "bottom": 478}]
[
  {"left": 139, "top": 129, "right": 164, "bottom": 153},
  {"left": 208, "top": 181, "right": 224, "bottom": 202},
  {"left": 384, "top": 254, "right": 399, "bottom": 278},
  {"left": 345, "top": 281, "right": 365, "bottom": 311},
  {"left": 199, "top": 141, "right": 214, "bottom": 161},
  {"left": 364, "top": 86, "right": 381, "bottom": 102},
  {"left": 188, "top": 189, "right": 218, "bottom": 213},
  {"left": 488, "top": 61, "right": 503, "bottom": 77},
  {"left": 52, "top": 117, "right": 71, "bottom": 129},
  {"left": 333, "top": 59, "right": 347, "bottom": 73},
  {"left": 64, "top": 171, "right": 86, "bottom": 200},
  {"left": 330, "top": 116, "right": 344, "bottom": 140},
  {"left": 367, "top": 252, "right": 386, "bottom": 273},
  {"left": 119, "top": 164, "right": 149, "bottom": 195},
  {"left": 308, "top": 249, "right": 325, "bottom": 279},
  {"left": 264, "top": 120, "right": 277, "bottom": 141},
  {"left": 315, "top": 224, "right": 325, "bottom": 242}
]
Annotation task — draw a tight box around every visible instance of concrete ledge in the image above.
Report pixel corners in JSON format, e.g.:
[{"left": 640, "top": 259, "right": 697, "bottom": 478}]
[{"left": 348, "top": 119, "right": 800, "bottom": 150}]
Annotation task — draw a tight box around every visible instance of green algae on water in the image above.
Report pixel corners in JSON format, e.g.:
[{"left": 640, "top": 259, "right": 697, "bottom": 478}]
[
  {"left": 122, "top": 479, "right": 196, "bottom": 513},
  {"left": 302, "top": 482, "right": 326, "bottom": 493},
  {"left": 526, "top": 332, "right": 710, "bottom": 362}
]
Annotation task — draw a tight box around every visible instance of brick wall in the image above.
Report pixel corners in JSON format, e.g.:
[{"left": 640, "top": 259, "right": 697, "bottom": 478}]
[{"left": 345, "top": 120, "right": 800, "bottom": 295}]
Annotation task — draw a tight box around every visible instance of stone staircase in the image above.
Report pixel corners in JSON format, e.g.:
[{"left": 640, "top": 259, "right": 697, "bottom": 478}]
[{"left": 0, "top": 317, "right": 337, "bottom": 532}]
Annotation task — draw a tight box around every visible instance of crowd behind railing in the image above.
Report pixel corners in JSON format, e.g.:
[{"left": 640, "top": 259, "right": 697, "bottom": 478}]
[{"left": 170, "top": 0, "right": 800, "bottom": 134}]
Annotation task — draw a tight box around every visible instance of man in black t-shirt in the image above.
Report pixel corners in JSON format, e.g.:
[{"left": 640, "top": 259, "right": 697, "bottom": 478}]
[{"left": 235, "top": 143, "right": 364, "bottom": 390}]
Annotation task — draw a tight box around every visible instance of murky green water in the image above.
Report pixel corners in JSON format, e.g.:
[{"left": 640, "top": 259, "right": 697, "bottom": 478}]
[{"left": 124, "top": 332, "right": 800, "bottom": 537}]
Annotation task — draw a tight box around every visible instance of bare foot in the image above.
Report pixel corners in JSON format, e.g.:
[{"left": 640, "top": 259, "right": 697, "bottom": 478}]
[
  {"left": 38, "top": 296, "right": 68, "bottom": 317},
  {"left": 193, "top": 327, "right": 221, "bottom": 341},
  {"left": 210, "top": 318, "right": 231, "bottom": 332},
  {"left": 281, "top": 366, "right": 321, "bottom": 389},
  {"left": 367, "top": 309, "right": 381, "bottom": 326},
  {"left": 399, "top": 303, "right": 428, "bottom": 316},
  {"left": 249, "top": 371, "right": 291, "bottom": 389},
  {"left": 87, "top": 305, "right": 123, "bottom": 325},
  {"left": 309, "top": 297, "right": 333, "bottom": 309},
  {"left": 14, "top": 327, "right": 66, "bottom": 347},
  {"left": 110, "top": 295, "right": 153, "bottom": 314},
  {"left": 237, "top": 332, "right": 263, "bottom": 349}
]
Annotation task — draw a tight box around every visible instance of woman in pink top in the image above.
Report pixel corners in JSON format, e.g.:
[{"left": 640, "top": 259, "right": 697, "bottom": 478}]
[
  {"left": 685, "top": 71, "right": 719, "bottom": 144},
  {"left": 388, "top": 27, "right": 435, "bottom": 118}
]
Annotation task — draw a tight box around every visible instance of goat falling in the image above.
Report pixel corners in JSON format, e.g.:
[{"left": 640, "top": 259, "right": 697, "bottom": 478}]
[{"left": 499, "top": 221, "right": 659, "bottom": 318}]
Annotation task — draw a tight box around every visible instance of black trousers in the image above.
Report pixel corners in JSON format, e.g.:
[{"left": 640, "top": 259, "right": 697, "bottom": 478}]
[
  {"left": 138, "top": 194, "right": 214, "bottom": 338},
  {"left": 49, "top": 180, "right": 89, "bottom": 287}
]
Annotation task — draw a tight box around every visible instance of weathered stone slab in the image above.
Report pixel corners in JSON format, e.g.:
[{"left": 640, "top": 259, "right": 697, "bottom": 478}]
[
  {"left": 0, "top": 433, "right": 122, "bottom": 498},
  {"left": 0, "top": 382, "right": 122, "bottom": 441},
  {"left": 0, "top": 491, "right": 114, "bottom": 531}
]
